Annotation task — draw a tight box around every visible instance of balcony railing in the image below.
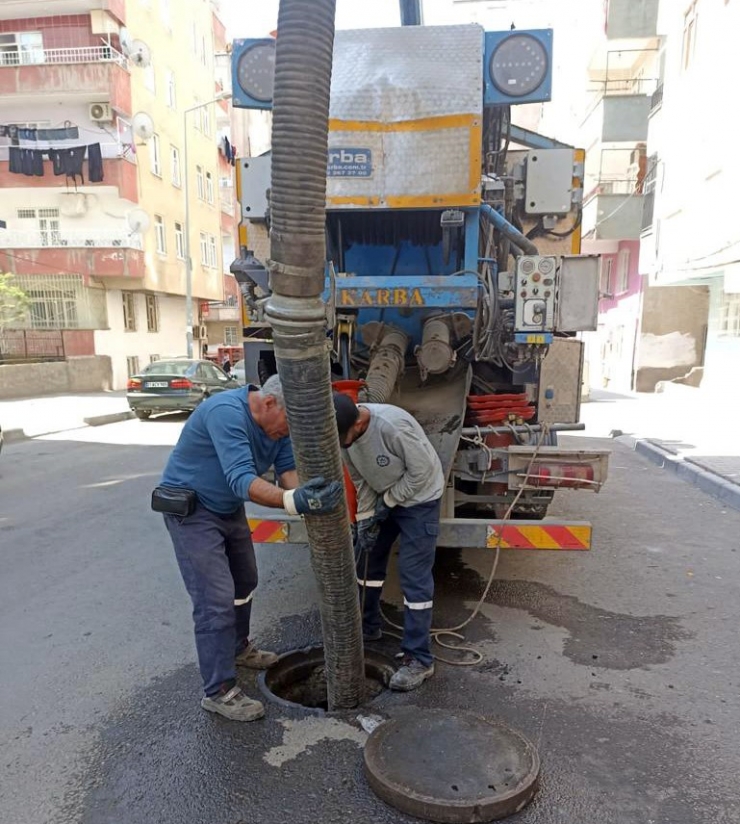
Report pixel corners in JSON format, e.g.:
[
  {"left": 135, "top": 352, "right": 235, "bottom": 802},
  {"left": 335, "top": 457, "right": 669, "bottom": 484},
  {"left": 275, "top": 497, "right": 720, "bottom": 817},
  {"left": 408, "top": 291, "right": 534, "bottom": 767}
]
[
  {"left": 650, "top": 83, "right": 664, "bottom": 113},
  {"left": 2, "top": 229, "right": 143, "bottom": 249},
  {"left": 0, "top": 46, "right": 128, "bottom": 69}
]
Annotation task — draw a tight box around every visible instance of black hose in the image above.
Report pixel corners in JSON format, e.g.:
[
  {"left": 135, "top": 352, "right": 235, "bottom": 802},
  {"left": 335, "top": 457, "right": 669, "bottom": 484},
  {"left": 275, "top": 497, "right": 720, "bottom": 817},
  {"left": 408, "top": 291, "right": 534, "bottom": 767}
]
[{"left": 265, "top": 0, "right": 365, "bottom": 711}]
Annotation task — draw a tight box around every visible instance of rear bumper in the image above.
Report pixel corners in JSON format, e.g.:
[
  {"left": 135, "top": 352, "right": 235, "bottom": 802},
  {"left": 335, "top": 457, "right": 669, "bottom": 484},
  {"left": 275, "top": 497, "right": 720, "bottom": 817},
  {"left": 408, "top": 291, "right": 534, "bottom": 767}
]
[
  {"left": 245, "top": 504, "right": 593, "bottom": 551},
  {"left": 127, "top": 392, "right": 201, "bottom": 411}
]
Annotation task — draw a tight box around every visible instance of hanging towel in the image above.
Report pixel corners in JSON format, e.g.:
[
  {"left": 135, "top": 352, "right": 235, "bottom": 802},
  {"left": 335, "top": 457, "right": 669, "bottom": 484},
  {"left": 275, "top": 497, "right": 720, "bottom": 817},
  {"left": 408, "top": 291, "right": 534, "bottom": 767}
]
[
  {"left": 8, "top": 146, "right": 22, "bottom": 174},
  {"left": 49, "top": 148, "right": 66, "bottom": 176},
  {"left": 31, "top": 150, "right": 44, "bottom": 176},
  {"left": 87, "top": 143, "right": 103, "bottom": 183},
  {"left": 65, "top": 146, "right": 86, "bottom": 185}
]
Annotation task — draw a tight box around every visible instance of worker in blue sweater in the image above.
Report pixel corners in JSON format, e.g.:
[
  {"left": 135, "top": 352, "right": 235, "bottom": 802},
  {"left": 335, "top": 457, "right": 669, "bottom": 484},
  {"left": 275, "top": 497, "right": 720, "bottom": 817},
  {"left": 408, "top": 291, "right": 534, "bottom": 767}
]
[{"left": 154, "top": 375, "right": 342, "bottom": 722}]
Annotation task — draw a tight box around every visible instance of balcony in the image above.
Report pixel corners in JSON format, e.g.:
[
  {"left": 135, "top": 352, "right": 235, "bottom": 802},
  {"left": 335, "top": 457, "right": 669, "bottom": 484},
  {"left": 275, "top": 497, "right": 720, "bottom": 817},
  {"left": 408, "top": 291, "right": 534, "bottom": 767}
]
[
  {"left": 0, "top": 156, "right": 138, "bottom": 201},
  {"left": 604, "top": 0, "right": 659, "bottom": 40},
  {"left": 0, "top": 46, "right": 130, "bottom": 111},
  {"left": 0, "top": 0, "right": 125, "bottom": 22},
  {"left": 582, "top": 189, "right": 644, "bottom": 241},
  {"left": 203, "top": 302, "right": 240, "bottom": 323},
  {"left": 584, "top": 91, "right": 652, "bottom": 144},
  {"left": 0, "top": 230, "right": 145, "bottom": 279}
]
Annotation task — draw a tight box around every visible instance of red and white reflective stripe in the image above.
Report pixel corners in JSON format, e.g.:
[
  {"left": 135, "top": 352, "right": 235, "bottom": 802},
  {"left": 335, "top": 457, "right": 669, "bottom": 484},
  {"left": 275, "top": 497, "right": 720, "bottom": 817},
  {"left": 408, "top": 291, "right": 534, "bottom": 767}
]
[
  {"left": 234, "top": 592, "right": 254, "bottom": 606},
  {"left": 357, "top": 578, "right": 384, "bottom": 588},
  {"left": 404, "top": 598, "right": 433, "bottom": 610}
]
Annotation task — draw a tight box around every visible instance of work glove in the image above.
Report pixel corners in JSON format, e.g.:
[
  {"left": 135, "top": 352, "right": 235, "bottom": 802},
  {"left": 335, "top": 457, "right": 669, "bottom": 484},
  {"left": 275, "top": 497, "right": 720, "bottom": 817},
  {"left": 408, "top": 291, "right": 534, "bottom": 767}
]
[
  {"left": 354, "top": 518, "right": 381, "bottom": 561},
  {"left": 283, "top": 476, "right": 343, "bottom": 516}
]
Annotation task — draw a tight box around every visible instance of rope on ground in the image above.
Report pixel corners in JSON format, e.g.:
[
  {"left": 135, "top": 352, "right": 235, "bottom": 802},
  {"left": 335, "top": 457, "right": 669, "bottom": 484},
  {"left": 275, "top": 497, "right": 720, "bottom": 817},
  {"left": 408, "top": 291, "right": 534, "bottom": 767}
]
[{"left": 379, "top": 424, "right": 551, "bottom": 666}]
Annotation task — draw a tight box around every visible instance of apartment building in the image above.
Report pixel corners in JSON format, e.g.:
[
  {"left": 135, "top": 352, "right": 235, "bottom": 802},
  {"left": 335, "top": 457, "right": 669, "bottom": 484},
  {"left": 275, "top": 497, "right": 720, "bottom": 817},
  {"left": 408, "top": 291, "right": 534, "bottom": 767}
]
[
  {"left": 576, "top": 0, "right": 708, "bottom": 392},
  {"left": 0, "top": 0, "right": 234, "bottom": 389},
  {"left": 640, "top": 0, "right": 740, "bottom": 394}
]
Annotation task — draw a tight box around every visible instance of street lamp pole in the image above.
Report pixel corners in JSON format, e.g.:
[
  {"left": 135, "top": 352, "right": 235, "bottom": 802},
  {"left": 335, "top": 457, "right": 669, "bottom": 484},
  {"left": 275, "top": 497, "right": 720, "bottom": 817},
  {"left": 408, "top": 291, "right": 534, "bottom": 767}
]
[{"left": 183, "top": 92, "right": 232, "bottom": 358}]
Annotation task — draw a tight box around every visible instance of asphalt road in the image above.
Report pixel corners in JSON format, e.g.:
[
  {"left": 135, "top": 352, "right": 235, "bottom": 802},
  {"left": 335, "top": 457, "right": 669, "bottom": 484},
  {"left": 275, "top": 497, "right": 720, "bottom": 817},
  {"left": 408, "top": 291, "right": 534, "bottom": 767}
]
[{"left": 1, "top": 416, "right": 739, "bottom": 824}]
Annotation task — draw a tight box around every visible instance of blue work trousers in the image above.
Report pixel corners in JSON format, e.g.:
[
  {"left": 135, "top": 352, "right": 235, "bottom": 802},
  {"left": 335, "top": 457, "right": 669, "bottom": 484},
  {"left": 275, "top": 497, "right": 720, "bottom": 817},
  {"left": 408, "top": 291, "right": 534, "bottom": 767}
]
[
  {"left": 356, "top": 498, "right": 440, "bottom": 668},
  {"left": 164, "top": 504, "right": 258, "bottom": 696}
]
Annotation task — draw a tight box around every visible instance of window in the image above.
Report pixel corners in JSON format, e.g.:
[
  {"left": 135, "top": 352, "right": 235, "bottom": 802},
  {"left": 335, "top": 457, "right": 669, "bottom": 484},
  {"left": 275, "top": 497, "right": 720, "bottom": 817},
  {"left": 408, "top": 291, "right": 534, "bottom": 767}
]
[
  {"left": 224, "top": 326, "right": 238, "bottom": 345},
  {"left": 127, "top": 356, "right": 140, "bottom": 377},
  {"left": 166, "top": 70, "right": 176, "bottom": 109},
  {"left": 150, "top": 133, "right": 161, "bottom": 177},
  {"left": 149, "top": 354, "right": 160, "bottom": 364},
  {"left": 202, "top": 104, "right": 211, "bottom": 137},
  {"left": 122, "top": 291, "right": 137, "bottom": 331},
  {"left": 192, "top": 97, "right": 201, "bottom": 132},
  {"left": 144, "top": 60, "right": 156, "bottom": 93},
  {"left": 196, "top": 165, "right": 205, "bottom": 200},
  {"left": 719, "top": 293, "right": 740, "bottom": 337},
  {"left": 16, "top": 274, "right": 106, "bottom": 330},
  {"left": 616, "top": 248, "right": 630, "bottom": 294},
  {"left": 200, "top": 232, "right": 209, "bottom": 266},
  {"left": 16, "top": 208, "right": 61, "bottom": 247},
  {"left": 206, "top": 171, "right": 214, "bottom": 204},
  {"left": 170, "top": 145, "right": 181, "bottom": 187},
  {"left": 160, "top": 0, "right": 171, "bottom": 30},
  {"left": 175, "top": 222, "right": 185, "bottom": 259},
  {"left": 682, "top": 2, "right": 698, "bottom": 70},
  {"left": 208, "top": 234, "right": 218, "bottom": 268},
  {"left": 600, "top": 257, "right": 614, "bottom": 298},
  {"left": 0, "top": 32, "right": 43, "bottom": 66},
  {"left": 154, "top": 215, "right": 166, "bottom": 254},
  {"left": 146, "top": 294, "right": 159, "bottom": 332}
]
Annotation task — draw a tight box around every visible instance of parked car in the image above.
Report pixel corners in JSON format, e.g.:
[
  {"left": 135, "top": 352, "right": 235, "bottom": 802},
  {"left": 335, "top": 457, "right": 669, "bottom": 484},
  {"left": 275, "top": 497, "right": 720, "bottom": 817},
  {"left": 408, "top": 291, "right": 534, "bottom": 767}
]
[
  {"left": 126, "top": 359, "right": 238, "bottom": 419},
  {"left": 231, "top": 360, "right": 246, "bottom": 385}
]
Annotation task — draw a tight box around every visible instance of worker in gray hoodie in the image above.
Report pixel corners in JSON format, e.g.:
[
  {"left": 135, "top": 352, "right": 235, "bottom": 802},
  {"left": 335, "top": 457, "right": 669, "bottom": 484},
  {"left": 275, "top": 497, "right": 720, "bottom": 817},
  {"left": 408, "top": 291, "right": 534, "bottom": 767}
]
[{"left": 333, "top": 393, "right": 444, "bottom": 691}]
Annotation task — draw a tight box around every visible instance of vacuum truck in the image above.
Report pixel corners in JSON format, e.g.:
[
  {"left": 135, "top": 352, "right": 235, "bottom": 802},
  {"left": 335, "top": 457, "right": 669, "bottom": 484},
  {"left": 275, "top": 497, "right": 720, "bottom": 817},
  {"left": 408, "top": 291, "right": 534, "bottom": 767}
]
[{"left": 229, "top": 17, "right": 609, "bottom": 553}]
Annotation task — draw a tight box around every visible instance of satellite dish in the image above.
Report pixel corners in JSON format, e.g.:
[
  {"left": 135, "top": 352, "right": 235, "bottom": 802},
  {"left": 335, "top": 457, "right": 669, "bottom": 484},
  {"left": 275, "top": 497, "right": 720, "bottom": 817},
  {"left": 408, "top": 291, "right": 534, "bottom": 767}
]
[
  {"left": 127, "top": 209, "right": 151, "bottom": 234},
  {"left": 132, "top": 111, "right": 155, "bottom": 142},
  {"left": 119, "top": 27, "right": 133, "bottom": 56},
  {"left": 129, "top": 39, "right": 152, "bottom": 69}
]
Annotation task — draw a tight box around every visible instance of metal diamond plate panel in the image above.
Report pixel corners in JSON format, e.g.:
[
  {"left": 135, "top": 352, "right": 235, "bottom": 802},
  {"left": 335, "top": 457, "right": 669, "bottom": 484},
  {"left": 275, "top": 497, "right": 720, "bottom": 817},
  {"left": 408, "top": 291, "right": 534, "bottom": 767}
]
[
  {"left": 330, "top": 25, "right": 484, "bottom": 122},
  {"left": 537, "top": 338, "right": 584, "bottom": 425},
  {"left": 327, "top": 25, "right": 483, "bottom": 207}
]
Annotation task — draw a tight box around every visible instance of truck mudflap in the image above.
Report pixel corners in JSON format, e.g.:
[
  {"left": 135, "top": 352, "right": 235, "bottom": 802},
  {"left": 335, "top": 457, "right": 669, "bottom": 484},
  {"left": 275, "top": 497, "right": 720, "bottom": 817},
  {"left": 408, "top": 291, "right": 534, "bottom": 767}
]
[{"left": 245, "top": 505, "right": 592, "bottom": 551}]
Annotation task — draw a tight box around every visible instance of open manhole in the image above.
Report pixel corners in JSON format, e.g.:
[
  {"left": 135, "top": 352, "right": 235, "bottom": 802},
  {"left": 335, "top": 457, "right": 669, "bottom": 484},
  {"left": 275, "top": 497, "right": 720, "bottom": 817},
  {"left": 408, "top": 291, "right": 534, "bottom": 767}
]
[{"left": 258, "top": 646, "right": 395, "bottom": 715}]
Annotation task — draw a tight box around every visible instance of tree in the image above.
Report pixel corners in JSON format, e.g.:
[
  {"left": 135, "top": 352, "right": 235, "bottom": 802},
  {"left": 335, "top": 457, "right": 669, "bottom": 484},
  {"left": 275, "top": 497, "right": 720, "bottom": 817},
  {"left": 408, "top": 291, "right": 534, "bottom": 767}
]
[{"left": 0, "top": 274, "right": 30, "bottom": 353}]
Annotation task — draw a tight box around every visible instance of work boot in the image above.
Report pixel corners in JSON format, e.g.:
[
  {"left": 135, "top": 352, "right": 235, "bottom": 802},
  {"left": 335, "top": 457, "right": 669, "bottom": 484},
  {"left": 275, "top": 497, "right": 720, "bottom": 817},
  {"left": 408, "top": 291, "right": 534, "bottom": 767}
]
[
  {"left": 363, "top": 627, "right": 383, "bottom": 642},
  {"left": 201, "top": 685, "right": 265, "bottom": 722},
  {"left": 235, "top": 643, "right": 279, "bottom": 669},
  {"left": 389, "top": 656, "right": 435, "bottom": 691}
]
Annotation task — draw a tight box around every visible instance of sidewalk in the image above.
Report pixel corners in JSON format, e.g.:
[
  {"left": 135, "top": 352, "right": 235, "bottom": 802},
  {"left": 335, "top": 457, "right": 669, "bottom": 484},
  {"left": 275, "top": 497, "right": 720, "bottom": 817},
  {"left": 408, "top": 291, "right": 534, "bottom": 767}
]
[
  {"left": 578, "top": 386, "right": 740, "bottom": 510},
  {"left": 0, "top": 391, "right": 132, "bottom": 440}
]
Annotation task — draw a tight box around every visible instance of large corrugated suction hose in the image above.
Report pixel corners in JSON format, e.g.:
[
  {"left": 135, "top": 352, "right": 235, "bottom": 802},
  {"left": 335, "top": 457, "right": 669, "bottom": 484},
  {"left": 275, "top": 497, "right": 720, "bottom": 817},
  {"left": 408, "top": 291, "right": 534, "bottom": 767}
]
[{"left": 265, "top": 0, "right": 365, "bottom": 711}]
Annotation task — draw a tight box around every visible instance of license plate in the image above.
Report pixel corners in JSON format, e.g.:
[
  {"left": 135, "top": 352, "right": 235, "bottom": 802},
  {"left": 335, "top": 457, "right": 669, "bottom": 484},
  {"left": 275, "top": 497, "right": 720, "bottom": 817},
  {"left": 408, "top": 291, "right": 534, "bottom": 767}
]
[{"left": 145, "top": 381, "right": 168, "bottom": 388}]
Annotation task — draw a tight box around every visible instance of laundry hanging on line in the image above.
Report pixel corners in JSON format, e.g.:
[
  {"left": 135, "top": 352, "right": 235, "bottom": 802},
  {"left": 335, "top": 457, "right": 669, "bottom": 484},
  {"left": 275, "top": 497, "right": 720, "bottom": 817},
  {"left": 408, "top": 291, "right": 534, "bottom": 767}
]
[
  {"left": 0, "top": 125, "right": 80, "bottom": 144},
  {"left": 7, "top": 143, "right": 104, "bottom": 184}
]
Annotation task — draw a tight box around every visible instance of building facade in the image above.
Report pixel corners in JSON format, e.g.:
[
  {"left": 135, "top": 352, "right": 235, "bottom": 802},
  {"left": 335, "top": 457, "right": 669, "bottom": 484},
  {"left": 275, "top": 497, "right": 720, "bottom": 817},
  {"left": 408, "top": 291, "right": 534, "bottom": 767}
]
[
  {"left": 640, "top": 0, "right": 740, "bottom": 394},
  {"left": 0, "top": 0, "right": 233, "bottom": 389}
]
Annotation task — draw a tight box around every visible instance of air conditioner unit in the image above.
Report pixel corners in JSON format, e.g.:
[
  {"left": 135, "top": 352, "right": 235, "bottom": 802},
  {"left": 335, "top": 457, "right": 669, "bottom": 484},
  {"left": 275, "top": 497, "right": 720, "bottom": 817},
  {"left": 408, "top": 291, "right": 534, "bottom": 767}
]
[{"left": 89, "top": 102, "right": 114, "bottom": 123}]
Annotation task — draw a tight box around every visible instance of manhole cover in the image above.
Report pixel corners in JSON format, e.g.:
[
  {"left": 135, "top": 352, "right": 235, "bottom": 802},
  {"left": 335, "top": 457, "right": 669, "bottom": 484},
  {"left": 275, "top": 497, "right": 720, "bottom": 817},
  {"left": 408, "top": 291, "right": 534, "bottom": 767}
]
[{"left": 364, "top": 709, "right": 540, "bottom": 823}]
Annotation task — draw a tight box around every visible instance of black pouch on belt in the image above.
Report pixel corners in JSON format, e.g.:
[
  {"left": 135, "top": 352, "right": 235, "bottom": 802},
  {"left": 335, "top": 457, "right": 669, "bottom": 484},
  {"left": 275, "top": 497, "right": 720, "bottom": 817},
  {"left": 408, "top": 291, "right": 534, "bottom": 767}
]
[{"left": 151, "top": 486, "right": 197, "bottom": 516}]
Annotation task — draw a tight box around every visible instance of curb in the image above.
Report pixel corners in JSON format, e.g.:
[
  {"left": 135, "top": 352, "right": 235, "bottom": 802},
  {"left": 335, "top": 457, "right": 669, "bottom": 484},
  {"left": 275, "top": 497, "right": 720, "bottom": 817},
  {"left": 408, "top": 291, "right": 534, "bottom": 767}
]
[
  {"left": 83, "top": 411, "right": 135, "bottom": 427},
  {"left": 3, "top": 428, "right": 28, "bottom": 444},
  {"left": 618, "top": 435, "right": 740, "bottom": 512}
]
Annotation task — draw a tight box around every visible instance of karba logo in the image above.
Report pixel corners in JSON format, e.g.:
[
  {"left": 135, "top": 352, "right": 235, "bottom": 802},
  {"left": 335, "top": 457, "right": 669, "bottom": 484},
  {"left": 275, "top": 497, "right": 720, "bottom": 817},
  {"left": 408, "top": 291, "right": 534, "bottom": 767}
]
[{"left": 328, "top": 149, "right": 370, "bottom": 165}]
